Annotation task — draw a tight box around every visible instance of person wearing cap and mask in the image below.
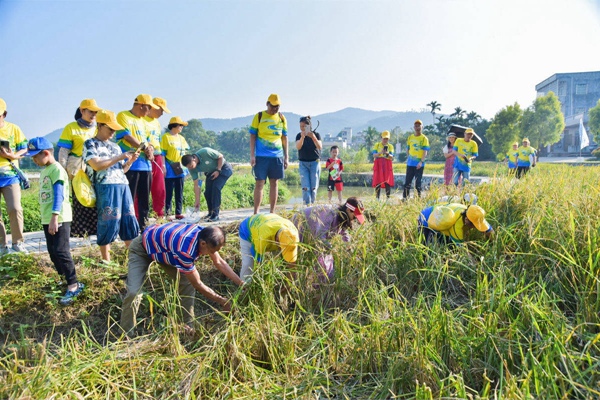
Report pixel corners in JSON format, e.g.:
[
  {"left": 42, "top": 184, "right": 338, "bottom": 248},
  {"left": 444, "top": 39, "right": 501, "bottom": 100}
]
[
  {"left": 292, "top": 197, "right": 365, "bottom": 282},
  {"left": 249, "top": 94, "right": 288, "bottom": 214},
  {"left": 238, "top": 213, "right": 299, "bottom": 283},
  {"left": 181, "top": 145, "right": 233, "bottom": 222},
  {"left": 516, "top": 138, "right": 536, "bottom": 179},
  {"left": 161, "top": 117, "right": 190, "bottom": 219},
  {"left": 0, "top": 98, "right": 28, "bottom": 254},
  {"left": 145, "top": 97, "right": 171, "bottom": 218},
  {"left": 83, "top": 110, "right": 140, "bottom": 263},
  {"left": 116, "top": 94, "right": 159, "bottom": 231},
  {"left": 57, "top": 99, "right": 102, "bottom": 238},
  {"left": 504, "top": 142, "right": 519, "bottom": 176},
  {"left": 24, "top": 137, "right": 84, "bottom": 306},
  {"left": 443, "top": 132, "right": 457, "bottom": 186},
  {"left": 418, "top": 203, "right": 494, "bottom": 245},
  {"left": 452, "top": 128, "right": 478, "bottom": 186},
  {"left": 403, "top": 120, "right": 430, "bottom": 199},
  {"left": 372, "top": 130, "right": 395, "bottom": 199}
]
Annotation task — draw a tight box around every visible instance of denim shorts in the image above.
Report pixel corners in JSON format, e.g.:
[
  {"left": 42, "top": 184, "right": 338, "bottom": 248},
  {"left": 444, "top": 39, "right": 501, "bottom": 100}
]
[
  {"left": 253, "top": 156, "right": 284, "bottom": 181},
  {"left": 95, "top": 184, "right": 140, "bottom": 246}
]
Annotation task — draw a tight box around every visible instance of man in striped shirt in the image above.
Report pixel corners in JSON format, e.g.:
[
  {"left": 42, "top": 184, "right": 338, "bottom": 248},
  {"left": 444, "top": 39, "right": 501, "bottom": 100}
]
[{"left": 120, "top": 222, "right": 244, "bottom": 336}]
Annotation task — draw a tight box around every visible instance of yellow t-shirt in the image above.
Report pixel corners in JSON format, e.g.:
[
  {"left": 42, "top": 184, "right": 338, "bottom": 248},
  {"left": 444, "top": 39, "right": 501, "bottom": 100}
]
[
  {"left": 57, "top": 121, "right": 96, "bottom": 157},
  {"left": 372, "top": 142, "right": 395, "bottom": 158},
  {"left": 239, "top": 214, "right": 299, "bottom": 263},
  {"left": 249, "top": 112, "right": 288, "bottom": 158},
  {"left": 145, "top": 116, "right": 163, "bottom": 154},
  {"left": 116, "top": 111, "right": 152, "bottom": 171},
  {"left": 406, "top": 134, "right": 430, "bottom": 166},
  {"left": 0, "top": 121, "right": 27, "bottom": 170},
  {"left": 160, "top": 133, "right": 189, "bottom": 164}
]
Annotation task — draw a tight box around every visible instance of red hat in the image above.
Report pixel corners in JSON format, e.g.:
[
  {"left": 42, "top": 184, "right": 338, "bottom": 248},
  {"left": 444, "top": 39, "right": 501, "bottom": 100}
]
[{"left": 345, "top": 198, "right": 365, "bottom": 224}]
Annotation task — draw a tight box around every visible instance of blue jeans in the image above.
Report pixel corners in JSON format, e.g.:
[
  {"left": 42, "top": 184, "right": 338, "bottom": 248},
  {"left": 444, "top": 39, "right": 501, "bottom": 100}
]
[
  {"left": 453, "top": 168, "right": 470, "bottom": 185},
  {"left": 299, "top": 160, "right": 321, "bottom": 205}
]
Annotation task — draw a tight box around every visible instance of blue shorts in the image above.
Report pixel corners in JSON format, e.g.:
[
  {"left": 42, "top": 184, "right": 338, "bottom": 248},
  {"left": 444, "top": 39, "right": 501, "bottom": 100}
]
[
  {"left": 253, "top": 156, "right": 284, "bottom": 181},
  {"left": 95, "top": 184, "right": 140, "bottom": 246}
]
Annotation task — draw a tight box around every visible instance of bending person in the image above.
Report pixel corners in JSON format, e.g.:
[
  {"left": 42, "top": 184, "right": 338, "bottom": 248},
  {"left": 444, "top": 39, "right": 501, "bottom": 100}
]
[
  {"left": 292, "top": 197, "right": 365, "bottom": 281},
  {"left": 418, "top": 203, "right": 494, "bottom": 245},
  {"left": 120, "top": 223, "right": 243, "bottom": 336},
  {"left": 238, "top": 213, "right": 299, "bottom": 283},
  {"left": 182, "top": 147, "right": 233, "bottom": 222}
]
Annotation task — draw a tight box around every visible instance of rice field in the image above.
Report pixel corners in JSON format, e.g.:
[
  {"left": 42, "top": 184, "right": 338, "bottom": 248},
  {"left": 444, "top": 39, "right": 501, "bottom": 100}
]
[{"left": 1, "top": 163, "right": 599, "bottom": 399}]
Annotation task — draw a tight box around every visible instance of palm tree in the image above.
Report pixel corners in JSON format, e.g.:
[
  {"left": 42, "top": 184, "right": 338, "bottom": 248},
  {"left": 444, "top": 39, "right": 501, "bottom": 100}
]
[
  {"left": 466, "top": 111, "right": 481, "bottom": 124},
  {"left": 451, "top": 107, "right": 466, "bottom": 119},
  {"left": 363, "top": 126, "right": 380, "bottom": 161},
  {"left": 426, "top": 101, "right": 442, "bottom": 125}
]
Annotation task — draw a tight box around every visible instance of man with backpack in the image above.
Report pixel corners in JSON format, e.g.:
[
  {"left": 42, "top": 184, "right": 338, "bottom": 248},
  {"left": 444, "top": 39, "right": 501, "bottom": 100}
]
[{"left": 249, "top": 94, "right": 288, "bottom": 214}]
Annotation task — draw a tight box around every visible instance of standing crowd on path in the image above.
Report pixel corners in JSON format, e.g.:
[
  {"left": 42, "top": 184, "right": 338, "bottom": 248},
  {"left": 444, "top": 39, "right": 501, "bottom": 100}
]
[{"left": 2, "top": 92, "right": 535, "bottom": 336}]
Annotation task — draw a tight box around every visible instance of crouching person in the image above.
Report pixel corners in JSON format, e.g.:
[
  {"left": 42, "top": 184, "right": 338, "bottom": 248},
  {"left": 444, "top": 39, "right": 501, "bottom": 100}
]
[
  {"left": 238, "top": 213, "right": 299, "bottom": 283},
  {"left": 25, "top": 137, "right": 84, "bottom": 305},
  {"left": 120, "top": 222, "right": 244, "bottom": 336},
  {"left": 418, "top": 203, "right": 494, "bottom": 245}
]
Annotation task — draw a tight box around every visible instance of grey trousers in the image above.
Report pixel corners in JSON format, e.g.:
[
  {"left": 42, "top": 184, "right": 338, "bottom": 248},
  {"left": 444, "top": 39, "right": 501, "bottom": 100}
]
[{"left": 120, "top": 235, "right": 196, "bottom": 334}]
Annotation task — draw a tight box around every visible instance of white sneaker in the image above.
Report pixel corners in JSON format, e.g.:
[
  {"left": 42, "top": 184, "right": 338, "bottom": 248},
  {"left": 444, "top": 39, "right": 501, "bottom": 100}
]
[
  {"left": 0, "top": 246, "right": 10, "bottom": 255},
  {"left": 12, "top": 243, "right": 28, "bottom": 253}
]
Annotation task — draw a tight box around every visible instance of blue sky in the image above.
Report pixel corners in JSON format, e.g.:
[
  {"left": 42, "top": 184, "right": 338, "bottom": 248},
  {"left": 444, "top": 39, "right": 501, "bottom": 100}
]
[{"left": 2, "top": 0, "right": 600, "bottom": 136}]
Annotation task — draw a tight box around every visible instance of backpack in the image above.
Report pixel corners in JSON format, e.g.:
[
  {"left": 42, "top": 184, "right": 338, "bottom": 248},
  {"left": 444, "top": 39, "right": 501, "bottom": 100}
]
[
  {"left": 73, "top": 169, "right": 96, "bottom": 208},
  {"left": 258, "top": 111, "right": 285, "bottom": 124}
]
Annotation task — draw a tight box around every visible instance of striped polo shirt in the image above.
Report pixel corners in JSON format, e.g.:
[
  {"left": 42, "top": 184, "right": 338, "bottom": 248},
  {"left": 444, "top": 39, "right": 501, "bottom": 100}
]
[{"left": 142, "top": 223, "right": 203, "bottom": 274}]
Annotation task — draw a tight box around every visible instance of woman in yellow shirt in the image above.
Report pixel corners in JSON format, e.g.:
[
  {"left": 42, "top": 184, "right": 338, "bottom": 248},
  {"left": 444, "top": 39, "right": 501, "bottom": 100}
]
[
  {"left": 57, "top": 99, "right": 101, "bottom": 237},
  {"left": 161, "top": 117, "right": 190, "bottom": 218}
]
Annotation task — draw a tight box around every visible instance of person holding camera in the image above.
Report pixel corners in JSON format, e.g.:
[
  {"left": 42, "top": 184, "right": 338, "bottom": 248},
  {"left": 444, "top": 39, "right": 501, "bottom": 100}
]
[
  {"left": 116, "top": 94, "right": 159, "bottom": 231},
  {"left": 403, "top": 120, "right": 430, "bottom": 199},
  {"left": 295, "top": 115, "right": 322, "bottom": 206},
  {"left": 0, "top": 98, "right": 28, "bottom": 254},
  {"left": 83, "top": 110, "right": 140, "bottom": 263},
  {"left": 372, "top": 130, "right": 395, "bottom": 200}
]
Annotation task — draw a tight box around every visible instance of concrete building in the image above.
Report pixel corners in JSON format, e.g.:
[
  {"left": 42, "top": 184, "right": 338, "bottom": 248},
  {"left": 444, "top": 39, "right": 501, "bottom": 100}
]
[{"left": 535, "top": 71, "right": 600, "bottom": 155}]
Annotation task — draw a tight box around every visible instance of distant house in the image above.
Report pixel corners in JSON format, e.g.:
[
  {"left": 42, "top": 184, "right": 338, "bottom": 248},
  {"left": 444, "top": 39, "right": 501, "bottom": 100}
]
[{"left": 535, "top": 71, "right": 600, "bottom": 155}]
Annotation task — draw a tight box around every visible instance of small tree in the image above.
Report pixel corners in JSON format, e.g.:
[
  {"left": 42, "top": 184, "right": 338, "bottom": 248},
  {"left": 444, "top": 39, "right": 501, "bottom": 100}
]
[
  {"left": 486, "top": 102, "right": 523, "bottom": 156},
  {"left": 588, "top": 99, "right": 600, "bottom": 144},
  {"left": 363, "top": 126, "right": 380, "bottom": 161},
  {"left": 521, "top": 92, "right": 565, "bottom": 150}
]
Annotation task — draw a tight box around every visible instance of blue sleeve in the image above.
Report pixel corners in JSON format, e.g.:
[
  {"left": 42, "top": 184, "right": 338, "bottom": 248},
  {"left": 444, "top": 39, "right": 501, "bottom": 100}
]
[{"left": 52, "top": 182, "right": 65, "bottom": 213}]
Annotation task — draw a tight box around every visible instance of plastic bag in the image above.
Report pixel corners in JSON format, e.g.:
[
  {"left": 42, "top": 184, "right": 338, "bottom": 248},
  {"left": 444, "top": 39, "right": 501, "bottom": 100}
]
[{"left": 72, "top": 169, "right": 96, "bottom": 207}]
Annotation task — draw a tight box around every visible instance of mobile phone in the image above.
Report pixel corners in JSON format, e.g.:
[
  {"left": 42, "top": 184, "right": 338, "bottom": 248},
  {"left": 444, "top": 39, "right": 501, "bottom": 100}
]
[
  {"left": 383, "top": 145, "right": 388, "bottom": 152},
  {"left": 0, "top": 140, "right": 10, "bottom": 150},
  {"left": 135, "top": 142, "right": 147, "bottom": 155}
]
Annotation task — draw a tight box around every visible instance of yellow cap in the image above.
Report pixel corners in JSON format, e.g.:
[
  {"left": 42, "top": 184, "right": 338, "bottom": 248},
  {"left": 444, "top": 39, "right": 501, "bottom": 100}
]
[
  {"left": 465, "top": 128, "right": 475, "bottom": 135},
  {"left": 135, "top": 94, "right": 160, "bottom": 109},
  {"left": 522, "top": 138, "right": 530, "bottom": 143},
  {"left": 97, "top": 110, "right": 124, "bottom": 131},
  {"left": 278, "top": 227, "right": 298, "bottom": 263},
  {"left": 267, "top": 93, "right": 281, "bottom": 106},
  {"left": 381, "top": 130, "right": 391, "bottom": 139},
  {"left": 0, "top": 98, "right": 5, "bottom": 114},
  {"left": 414, "top": 119, "right": 423, "bottom": 125},
  {"left": 512, "top": 142, "right": 519, "bottom": 147},
  {"left": 169, "top": 116, "right": 188, "bottom": 126},
  {"left": 152, "top": 97, "right": 171, "bottom": 113},
  {"left": 79, "top": 99, "right": 102, "bottom": 112},
  {"left": 466, "top": 205, "right": 491, "bottom": 233}
]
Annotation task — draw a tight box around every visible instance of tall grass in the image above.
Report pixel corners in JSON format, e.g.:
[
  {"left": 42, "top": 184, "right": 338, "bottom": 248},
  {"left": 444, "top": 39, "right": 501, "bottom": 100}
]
[{"left": 1, "top": 165, "right": 600, "bottom": 398}]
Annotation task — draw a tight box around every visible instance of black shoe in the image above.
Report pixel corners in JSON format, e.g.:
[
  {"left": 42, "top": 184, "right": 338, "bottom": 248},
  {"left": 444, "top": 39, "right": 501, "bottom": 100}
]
[{"left": 207, "top": 215, "right": 220, "bottom": 222}]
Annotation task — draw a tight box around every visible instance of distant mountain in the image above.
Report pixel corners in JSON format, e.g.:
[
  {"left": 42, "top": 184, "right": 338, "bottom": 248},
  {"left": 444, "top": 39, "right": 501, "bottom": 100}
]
[
  {"left": 43, "top": 108, "right": 434, "bottom": 140},
  {"left": 200, "top": 107, "right": 433, "bottom": 135}
]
